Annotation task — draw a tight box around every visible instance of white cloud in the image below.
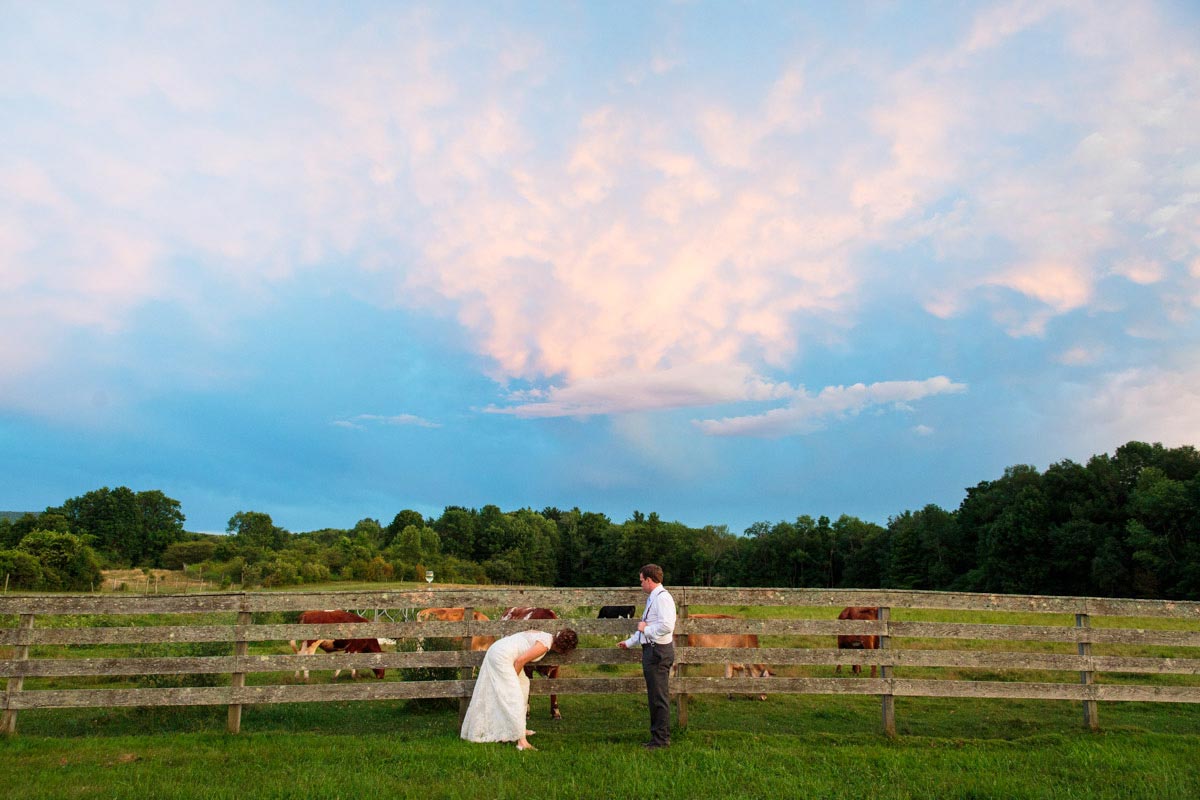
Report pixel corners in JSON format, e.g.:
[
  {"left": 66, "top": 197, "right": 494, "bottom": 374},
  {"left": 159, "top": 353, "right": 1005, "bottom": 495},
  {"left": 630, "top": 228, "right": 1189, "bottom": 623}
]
[
  {"left": 334, "top": 414, "right": 440, "bottom": 430},
  {"left": 1072, "top": 365, "right": 1200, "bottom": 450},
  {"left": 913, "top": 424, "right": 935, "bottom": 436},
  {"left": 694, "top": 376, "right": 967, "bottom": 438},
  {"left": 486, "top": 363, "right": 797, "bottom": 418},
  {"left": 1057, "top": 346, "right": 1101, "bottom": 366}
]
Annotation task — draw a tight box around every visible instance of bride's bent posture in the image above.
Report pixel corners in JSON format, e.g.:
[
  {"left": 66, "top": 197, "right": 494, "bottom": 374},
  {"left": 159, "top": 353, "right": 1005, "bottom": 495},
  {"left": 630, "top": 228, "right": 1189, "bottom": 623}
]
[{"left": 461, "top": 628, "right": 579, "bottom": 750}]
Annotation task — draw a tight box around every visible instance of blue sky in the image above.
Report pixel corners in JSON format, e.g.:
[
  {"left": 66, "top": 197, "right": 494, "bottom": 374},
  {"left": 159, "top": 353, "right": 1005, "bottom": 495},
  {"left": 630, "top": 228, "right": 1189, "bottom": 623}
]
[{"left": 3, "top": 1, "right": 1199, "bottom": 535}]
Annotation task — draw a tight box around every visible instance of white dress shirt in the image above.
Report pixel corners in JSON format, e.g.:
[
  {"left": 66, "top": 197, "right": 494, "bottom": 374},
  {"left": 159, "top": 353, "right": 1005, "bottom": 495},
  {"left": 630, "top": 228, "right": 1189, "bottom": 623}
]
[{"left": 622, "top": 584, "right": 676, "bottom": 647}]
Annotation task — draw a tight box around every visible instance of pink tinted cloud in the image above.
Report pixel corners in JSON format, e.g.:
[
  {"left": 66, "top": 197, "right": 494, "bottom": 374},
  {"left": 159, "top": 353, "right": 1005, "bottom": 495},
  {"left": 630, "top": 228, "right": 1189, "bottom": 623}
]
[{"left": 5, "top": 2, "right": 1196, "bottom": 431}]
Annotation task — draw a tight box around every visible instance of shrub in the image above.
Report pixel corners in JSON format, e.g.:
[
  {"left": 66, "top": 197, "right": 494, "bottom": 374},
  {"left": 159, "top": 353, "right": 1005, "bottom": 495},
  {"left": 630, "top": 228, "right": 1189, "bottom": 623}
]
[
  {"left": 0, "top": 549, "right": 43, "bottom": 589},
  {"left": 16, "top": 530, "right": 103, "bottom": 590}
]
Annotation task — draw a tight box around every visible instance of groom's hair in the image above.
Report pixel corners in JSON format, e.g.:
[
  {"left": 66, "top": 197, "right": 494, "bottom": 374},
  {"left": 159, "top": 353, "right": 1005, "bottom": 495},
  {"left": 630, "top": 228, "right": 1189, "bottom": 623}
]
[
  {"left": 551, "top": 629, "right": 578, "bottom": 653},
  {"left": 640, "top": 564, "right": 663, "bottom": 584}
]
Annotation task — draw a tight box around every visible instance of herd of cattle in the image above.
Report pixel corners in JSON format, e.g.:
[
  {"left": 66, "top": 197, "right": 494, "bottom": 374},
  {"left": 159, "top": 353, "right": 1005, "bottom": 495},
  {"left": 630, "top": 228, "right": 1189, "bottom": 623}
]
[{"left": 288, "top": 605, "right": 882, "bottom": 713}]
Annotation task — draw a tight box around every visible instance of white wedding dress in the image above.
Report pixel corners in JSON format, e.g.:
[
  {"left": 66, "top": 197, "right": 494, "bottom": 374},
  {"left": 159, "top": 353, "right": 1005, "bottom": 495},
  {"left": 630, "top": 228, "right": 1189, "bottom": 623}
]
[{"left": 460, "top": 630, "right": 553, "bottom": 743}]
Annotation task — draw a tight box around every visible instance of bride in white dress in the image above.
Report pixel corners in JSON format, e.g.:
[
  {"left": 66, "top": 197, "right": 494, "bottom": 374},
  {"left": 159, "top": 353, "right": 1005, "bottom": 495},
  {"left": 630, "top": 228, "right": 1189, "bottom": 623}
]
[{"left": 460, "top": 628, "right": 578, "bottom": 750}]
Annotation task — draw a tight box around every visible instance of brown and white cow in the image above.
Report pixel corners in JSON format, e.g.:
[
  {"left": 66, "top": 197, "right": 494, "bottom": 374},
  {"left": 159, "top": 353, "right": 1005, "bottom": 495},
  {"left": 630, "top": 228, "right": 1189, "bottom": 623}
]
[
  {"left": 680, "top": 613, "right": 772, "bottom": 700},
  {"left": 415, "top": 607, "right": 496, "bottom": 653},
  {"left": 502, "top": 607, "right": 564, "bottom": 719},
  {"left": 835, "top": 606, "right": 880, "bottom": 678},
  {"left": 289, "top": 610, "right": 385, "bottom": 681}
]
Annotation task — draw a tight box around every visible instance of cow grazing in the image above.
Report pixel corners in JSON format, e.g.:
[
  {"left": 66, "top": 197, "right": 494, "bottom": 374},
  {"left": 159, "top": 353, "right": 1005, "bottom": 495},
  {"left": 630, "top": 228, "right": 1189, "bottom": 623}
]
[
  {"left": 290, "top": 610, "right": 385, "bottom": 681},
  {"left": 598, "top": 605, "right": 636, "bottom": 619},
  {"left": 681, "top": 613, "right": 772, "bottom": 700},
  {"left": 502, "top": 607, "right": 564, "bottom": 720},
  {"left": 836, "top": 606, "right": 880, "bottom": 678},
  {"left": 415, "top": 607, "right": 495, "bottom": 652}
]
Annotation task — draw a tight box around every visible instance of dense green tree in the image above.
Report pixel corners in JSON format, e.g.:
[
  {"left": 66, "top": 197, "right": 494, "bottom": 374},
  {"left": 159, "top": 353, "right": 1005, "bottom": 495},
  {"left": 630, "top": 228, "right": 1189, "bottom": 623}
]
[
  {"left": 1126, "top": 467, "right": 1196, "bottom": 597},
  {"left": 0, "top": 549, "right": 43, "bottom": 588},
  {"left": 18, "top": 439, "right": 1200, "bottom": 597},
  {"left": 384, "top": 509, "right": 426, "bottom": 547},
  {"left": 352, "top": 518, "right": 385, "bottom": 547},
  {"left": 53, "top": 487, "right": 184, "bottom": 566},
  {"left": 389, "top": 524, "right": 442, "bottom": 566},
  {"left": 160, "top": 540, "right": 219, "bottom": 570},
  {"left": 434, "top": 506, "right": 478, "bottom": 560},
  {"left": 227, "top": 511, "right": 289, "bottom": 550},
  {"left": 690, "top": 525, "right": 739, "bottom": 586},
  {"left": 885, "top": 511, "right": 927, "bottom": 589},
  {"left": 17, "top": 530, "right": 103, "bottom": 590},
  {"left": 1090, "top": 535, "right": 1130, "bottom": 596},
  {"left": 837, "top": 515, "right": 889, "bottom": 589}
]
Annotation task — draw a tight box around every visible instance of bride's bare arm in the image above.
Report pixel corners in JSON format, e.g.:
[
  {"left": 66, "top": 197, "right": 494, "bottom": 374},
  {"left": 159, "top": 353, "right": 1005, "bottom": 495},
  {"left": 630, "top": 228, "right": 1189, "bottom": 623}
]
[{"left": 513, "top": 643, "right": 549, "bottom": 674}]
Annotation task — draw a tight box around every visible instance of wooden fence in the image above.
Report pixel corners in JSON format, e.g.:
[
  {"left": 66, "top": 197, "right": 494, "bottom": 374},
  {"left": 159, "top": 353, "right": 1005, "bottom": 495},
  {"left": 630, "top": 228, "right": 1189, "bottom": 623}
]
[{"left": 3, "top": 587, "right": 1199, "bottom": 736}]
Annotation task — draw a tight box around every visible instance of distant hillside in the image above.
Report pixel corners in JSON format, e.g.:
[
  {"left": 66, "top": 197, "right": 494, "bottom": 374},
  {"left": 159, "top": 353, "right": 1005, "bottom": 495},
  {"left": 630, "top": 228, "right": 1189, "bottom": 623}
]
[{"left": 0, "top": 511, "right": 36, "bottom": 522}]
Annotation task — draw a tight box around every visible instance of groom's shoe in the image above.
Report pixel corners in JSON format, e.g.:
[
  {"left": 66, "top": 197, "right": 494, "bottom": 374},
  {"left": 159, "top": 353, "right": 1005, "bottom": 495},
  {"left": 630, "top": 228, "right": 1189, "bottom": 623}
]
[{"left": 642, "top": 740, "right": 669, "bottom": 750}]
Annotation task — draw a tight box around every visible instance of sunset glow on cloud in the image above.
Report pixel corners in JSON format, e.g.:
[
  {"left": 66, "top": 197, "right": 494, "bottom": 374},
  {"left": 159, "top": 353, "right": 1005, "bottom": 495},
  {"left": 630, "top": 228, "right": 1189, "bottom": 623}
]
[{"left": 2, "top": 1, "right": 1198, "bottom": 533}]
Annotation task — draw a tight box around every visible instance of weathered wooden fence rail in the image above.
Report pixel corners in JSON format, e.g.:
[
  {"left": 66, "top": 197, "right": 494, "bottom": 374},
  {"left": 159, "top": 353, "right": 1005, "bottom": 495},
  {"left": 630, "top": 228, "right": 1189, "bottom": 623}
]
[{"left": 2, "top": 588, "right": 1199, "bottom": 736}]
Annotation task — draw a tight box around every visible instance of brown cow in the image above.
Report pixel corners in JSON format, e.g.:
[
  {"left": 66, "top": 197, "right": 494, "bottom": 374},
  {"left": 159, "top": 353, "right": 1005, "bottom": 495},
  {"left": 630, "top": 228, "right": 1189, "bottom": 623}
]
[
  {"left": 680, "top": 613, "right": 772, "bottom": 700},
  {"left": 836, "top": 606, "right": 880, "bottom": 678},
  {"left": 416, "top": 607, "right": 496, "bottom": 652},
  {"left": 502, "top": 607, "right": 564, "bottom": 719},
  {"left": 289, "top": 610, "right": 385, "bottom": 681}
]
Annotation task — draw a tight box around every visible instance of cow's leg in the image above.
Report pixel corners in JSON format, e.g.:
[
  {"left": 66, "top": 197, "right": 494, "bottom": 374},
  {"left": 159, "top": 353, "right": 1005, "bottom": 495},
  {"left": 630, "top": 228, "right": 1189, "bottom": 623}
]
[
  {"left": 752, "top": 664, "right": 769, "bottom": 700},
  {"left": 548, "top": 667, "right": 561, "bottom": 720},
  {"left": 298, "top": 639, "right": 322, "bottom": 682},
  {"left": 289, "top": 640, "right": 303, "bottom": 681}
]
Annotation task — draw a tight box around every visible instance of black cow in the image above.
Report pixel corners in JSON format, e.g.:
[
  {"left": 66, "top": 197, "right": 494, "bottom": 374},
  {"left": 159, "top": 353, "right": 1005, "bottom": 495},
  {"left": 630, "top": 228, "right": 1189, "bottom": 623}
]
[{"left": 598, "top": 605, "right": 636, "bottom": 619}]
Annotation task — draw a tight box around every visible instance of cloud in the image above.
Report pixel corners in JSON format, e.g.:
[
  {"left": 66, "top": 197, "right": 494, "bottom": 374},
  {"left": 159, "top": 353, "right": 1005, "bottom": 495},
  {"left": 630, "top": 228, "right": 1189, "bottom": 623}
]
[
  {"left": 1056, "top": 346, "right": 1101, "bottom": 366},
  {"left": 892, "top": 2, "right": 1200, "bottom": 334},
  {"left": 1111, "top": 257, "right": 1166, "bottom": 285},
  {"left": 334, "top": 414, "right": 440, "bottom": 430},
  {"left": 486, "top": 363, "right": 797, "bottom": 418},
  {"left": 2, "top": 2, "right": 1196, "bottom": 431},
  {"left": 694, "top": 376, "right": 967, "bottom": 438},
  {"left": 1072, "top": 365, "right": 1200, "bottom": 450},
  {"left": 913, "top": 424, "right": 935, "bottom": 436}
]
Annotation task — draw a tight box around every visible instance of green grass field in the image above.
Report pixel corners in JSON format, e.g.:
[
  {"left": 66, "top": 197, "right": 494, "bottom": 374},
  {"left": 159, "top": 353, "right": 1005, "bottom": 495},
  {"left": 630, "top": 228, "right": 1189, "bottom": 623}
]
[
  {"left": 4, "top": 596, "right": 1200, "bottom": 798},
  {"left": 5, "top": 691, "right": 1199, "bottom": 799}
]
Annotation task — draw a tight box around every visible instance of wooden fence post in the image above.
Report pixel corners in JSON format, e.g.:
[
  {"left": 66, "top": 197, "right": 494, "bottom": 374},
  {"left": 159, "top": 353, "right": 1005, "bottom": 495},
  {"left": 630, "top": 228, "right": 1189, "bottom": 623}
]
[
  {"left": 2, "top": 613, "right": 35, "bottom": 735},
  {"left": 227, "top": 608, "right": 252, "bottom": 734},
  {"left": 1076, "top": 612, "right": 1099, "bottom": 731},
  {"left": 459, "top": 607, "right": 475, "bottom": 724},
  {"left": 676, "top": 603, "right": 689, "bottom": 729},
  {"left": 879, "top": 606, "right": 895, "bottom": 737}
]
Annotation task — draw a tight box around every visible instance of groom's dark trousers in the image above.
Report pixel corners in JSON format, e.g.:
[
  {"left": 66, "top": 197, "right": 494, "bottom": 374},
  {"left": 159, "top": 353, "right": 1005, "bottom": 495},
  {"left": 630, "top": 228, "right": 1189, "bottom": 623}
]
[{"left": 642, "top": 641, "right": 674, "bottom": 745}]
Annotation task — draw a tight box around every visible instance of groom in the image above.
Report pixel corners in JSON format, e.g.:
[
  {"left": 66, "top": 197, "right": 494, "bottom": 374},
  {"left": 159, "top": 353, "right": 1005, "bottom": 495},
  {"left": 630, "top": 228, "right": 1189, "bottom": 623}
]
[{"left": 617, "top": 563, "right": 677, "bottom": 749}]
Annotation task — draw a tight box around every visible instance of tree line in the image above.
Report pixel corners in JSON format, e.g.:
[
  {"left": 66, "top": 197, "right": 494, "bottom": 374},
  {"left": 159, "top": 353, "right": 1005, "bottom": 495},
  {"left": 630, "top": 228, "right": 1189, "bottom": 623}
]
[{"left": 2, "top": 441, "right": 1198, "bottom": 599}]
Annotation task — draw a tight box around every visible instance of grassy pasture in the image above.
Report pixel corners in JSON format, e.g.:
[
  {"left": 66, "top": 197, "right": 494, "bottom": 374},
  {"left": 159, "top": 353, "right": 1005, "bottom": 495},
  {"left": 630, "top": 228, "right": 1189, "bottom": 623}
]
[
  {"left": 4, "top": 599, "right": 1200, "bottom": 798},
  {"left": 4, "top": 694, "right": 1199, "bottom": 799}
]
